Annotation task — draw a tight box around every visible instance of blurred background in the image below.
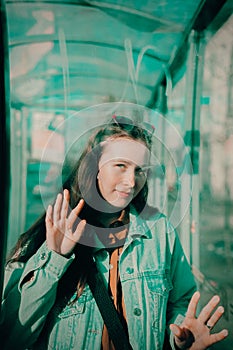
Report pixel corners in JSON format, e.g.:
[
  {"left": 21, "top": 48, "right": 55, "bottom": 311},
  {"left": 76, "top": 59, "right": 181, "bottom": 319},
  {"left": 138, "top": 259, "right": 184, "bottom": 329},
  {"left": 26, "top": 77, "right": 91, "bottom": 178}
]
[{"left": 0, "top": 1, "right": 233, "bottom": 348}]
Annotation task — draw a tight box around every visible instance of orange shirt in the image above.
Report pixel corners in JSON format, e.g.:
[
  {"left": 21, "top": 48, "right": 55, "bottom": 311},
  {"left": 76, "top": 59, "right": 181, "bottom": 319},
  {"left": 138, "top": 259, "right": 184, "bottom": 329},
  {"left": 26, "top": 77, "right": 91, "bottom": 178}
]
[{"left": 101, "top": 212, "right": 129, "bottom": 350}]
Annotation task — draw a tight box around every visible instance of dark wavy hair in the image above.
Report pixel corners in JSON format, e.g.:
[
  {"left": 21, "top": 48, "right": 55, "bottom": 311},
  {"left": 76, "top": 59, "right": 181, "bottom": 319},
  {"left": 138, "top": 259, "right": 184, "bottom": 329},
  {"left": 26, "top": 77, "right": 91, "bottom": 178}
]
[{"left": 8, "top": 122, "right": 154, "bottom": 299}]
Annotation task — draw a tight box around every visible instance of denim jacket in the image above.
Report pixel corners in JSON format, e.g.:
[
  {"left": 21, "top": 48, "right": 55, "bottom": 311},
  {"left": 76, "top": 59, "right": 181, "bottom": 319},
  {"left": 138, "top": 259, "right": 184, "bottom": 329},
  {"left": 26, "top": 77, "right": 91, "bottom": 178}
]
[{"left": 0, "top": 213, "right": 196, "bottom": 350}]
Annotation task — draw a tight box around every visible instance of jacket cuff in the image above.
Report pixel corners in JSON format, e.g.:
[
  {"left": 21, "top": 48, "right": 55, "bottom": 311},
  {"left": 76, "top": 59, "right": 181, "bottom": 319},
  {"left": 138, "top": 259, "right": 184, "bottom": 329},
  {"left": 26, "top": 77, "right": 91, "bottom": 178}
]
[{"left": 19, "top": 241, "right": 75, "bottom": 289}]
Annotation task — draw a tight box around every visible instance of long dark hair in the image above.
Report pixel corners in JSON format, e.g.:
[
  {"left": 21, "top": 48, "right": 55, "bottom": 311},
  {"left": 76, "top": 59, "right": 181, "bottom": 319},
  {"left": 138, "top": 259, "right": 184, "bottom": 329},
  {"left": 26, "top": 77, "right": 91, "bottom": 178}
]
[{"left": 8, "top": 122, "right": 154, "bottom": 298}]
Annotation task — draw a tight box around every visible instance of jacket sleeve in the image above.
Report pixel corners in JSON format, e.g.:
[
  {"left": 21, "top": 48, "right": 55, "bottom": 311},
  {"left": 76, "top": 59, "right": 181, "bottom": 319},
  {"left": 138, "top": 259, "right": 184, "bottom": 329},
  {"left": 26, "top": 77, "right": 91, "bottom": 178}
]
[
  {"left": 0, "top": 241, "right": 75, "bottom": 349},
  {"left": 166, "top": 226, "right": 197, "bottom": 349}
]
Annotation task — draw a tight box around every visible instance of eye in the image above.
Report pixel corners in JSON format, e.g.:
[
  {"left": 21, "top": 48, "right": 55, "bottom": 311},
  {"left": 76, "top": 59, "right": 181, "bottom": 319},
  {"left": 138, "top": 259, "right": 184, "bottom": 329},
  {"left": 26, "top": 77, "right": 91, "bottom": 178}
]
[
  {"left": 135, "top": 167, "right": 147, "bottom": 177},
  {"left": 116, "top": 163, "right": 126, "bottom": 169}
]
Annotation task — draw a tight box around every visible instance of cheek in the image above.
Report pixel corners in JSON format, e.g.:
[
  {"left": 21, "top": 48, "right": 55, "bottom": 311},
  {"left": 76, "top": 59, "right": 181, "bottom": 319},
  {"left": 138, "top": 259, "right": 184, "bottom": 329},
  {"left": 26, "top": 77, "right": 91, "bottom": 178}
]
[
  {"left": 97, "top": 168, "right": 112, "bottom": 194},
  {"left": 98, "top": 164, "right": 119, "bottom": 186}
]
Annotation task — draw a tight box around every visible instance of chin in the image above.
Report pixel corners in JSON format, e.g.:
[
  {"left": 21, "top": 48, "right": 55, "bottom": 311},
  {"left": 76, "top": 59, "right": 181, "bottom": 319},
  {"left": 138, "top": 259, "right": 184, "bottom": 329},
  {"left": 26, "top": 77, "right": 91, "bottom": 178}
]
[{"left": 109, "top": 199, "right": 131, "bottom": 209}]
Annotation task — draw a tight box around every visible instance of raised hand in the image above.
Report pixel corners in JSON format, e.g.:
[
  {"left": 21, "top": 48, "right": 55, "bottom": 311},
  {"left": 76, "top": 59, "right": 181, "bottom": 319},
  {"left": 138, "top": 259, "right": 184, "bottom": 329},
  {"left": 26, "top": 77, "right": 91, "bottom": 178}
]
[
  {"left": 45, "top": 189, "right": 86, "bottom": 257},
  {"left": 170, "top": 291, "right": 228, "bottom": 350}
]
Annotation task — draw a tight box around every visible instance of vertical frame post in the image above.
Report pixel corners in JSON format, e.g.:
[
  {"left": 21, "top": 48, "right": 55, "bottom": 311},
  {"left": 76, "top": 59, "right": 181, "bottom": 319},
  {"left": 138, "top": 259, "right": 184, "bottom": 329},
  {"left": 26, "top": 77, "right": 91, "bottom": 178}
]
[
  {"left": 181, "top": 30, "right": 205, "bottom": 269},
  {"left": 0, "top": 0, "right": 10, "bottom": 305}
]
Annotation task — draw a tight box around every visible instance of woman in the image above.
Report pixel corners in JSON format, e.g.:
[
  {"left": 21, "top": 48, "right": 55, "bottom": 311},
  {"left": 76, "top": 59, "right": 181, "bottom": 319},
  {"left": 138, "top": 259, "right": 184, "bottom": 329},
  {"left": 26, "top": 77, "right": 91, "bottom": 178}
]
[{"left": 0, "top": 116, "right": 228, "bottom": 349}]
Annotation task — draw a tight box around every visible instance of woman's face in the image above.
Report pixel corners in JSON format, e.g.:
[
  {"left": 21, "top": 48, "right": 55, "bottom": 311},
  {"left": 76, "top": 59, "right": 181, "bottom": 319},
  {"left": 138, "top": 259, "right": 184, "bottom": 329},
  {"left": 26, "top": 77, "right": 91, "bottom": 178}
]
[{"left": 97, "top": 138, "right": 150, "bottom": 209}]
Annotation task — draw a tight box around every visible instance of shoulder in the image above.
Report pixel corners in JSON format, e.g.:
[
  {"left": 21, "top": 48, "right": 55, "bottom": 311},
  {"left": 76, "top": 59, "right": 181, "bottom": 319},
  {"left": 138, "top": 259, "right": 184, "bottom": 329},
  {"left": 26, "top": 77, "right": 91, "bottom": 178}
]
[
  {"left": 141, "top": 207, "right": 179, "bottom": 247},
  {"left": 139, "top": 205, "right": 169, "bottom": 229},
  {"left": 131, "top": 204, "right": 162, "bottom": 220},
  {"left": 130, "top": 205, "right": 178, "bottom": 239}
]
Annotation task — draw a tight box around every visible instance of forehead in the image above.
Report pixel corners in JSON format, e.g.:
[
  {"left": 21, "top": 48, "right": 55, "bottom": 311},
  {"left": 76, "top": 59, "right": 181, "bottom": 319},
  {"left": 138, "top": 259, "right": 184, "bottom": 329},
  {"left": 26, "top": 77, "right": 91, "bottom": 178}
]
[{"left": 99, "top": 138, "right": 150, "bottom": 167}]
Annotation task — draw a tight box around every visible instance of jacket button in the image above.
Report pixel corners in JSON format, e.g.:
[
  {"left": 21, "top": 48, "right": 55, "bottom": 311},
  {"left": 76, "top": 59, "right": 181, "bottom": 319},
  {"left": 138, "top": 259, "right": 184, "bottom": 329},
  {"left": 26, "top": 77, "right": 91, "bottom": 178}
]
[
  {"left": 133, "top": 308, "right": 142, "bottom": 316},
  {"left": 40, "top": 252, "right": 47, "bottom": 260},
  {"left": 126, "top": 267, "right": 134, "bottom": 274}
]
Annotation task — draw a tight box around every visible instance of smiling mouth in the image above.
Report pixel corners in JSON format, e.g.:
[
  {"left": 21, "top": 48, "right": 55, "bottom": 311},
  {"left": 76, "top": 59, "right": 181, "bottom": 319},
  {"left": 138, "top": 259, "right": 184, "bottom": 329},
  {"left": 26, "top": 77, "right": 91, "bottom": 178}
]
[{"left": 116, "top": 190, "right": 133, "bottom": 198}]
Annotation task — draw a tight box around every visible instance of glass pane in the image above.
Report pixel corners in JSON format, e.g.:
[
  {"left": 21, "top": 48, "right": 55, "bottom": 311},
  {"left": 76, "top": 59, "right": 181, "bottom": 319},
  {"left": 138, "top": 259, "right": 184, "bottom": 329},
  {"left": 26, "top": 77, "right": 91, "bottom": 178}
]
[{"left": 199, "top": 15, "right": 233, "bottom": 349}]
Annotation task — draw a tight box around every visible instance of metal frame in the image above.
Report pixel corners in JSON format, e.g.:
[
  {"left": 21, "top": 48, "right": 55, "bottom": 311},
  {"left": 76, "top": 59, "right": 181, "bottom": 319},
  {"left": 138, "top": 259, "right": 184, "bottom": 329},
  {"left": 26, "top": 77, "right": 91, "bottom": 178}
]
[{"left": 0, "top": 0, "right": 10, "bottom": 306}]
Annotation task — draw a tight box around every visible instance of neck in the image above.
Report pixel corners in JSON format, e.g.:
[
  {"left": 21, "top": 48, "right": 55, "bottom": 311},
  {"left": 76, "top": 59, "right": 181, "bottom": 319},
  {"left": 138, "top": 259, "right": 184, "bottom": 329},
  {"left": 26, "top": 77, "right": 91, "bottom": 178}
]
[
  {"left": 97, "top": 210, "right": 124, "bottom": 227},
  {"left": 84, "top": 204, "right": 128, "bottom": 227}
]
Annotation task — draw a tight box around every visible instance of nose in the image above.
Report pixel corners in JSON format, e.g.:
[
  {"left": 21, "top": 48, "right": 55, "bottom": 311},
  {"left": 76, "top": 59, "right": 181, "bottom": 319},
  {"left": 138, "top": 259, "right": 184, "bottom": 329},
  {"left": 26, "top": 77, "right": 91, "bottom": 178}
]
[{"left": 122, "top": 168, "right": 135, "bottom": 188}]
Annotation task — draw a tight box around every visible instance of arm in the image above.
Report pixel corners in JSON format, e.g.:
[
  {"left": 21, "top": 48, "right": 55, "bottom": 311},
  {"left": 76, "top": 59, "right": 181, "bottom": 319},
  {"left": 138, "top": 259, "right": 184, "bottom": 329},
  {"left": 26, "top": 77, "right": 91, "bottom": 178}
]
[
  {"left": 1, "top": 190, "right": 86, "bottom": 349},
  {"left": 167, "top": 231, "right": 197, "bottom": 327},
  {"left": 0, "top": 242, "right": 74, "bottom": 349}
]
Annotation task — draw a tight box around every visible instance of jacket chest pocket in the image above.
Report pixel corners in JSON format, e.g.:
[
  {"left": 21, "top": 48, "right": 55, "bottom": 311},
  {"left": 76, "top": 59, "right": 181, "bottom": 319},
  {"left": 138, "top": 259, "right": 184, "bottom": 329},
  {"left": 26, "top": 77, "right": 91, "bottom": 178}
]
[
  {"left": 58, "top": 298, "right": 86, "bottom": 318},
  {"left": 58, "top": 287, "right": 93, "bottom": 319},
  {"left": 144, "top": 270, "right": 173, "bottom": 297}
]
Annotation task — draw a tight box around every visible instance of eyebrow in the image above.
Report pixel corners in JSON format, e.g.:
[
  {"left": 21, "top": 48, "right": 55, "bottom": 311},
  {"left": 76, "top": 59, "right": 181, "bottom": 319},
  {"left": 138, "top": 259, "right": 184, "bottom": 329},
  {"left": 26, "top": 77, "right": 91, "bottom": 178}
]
[
  {"left": 111, "top": 158, "right": 132, "bottom": 164},
  {"left": 111, "top": 158, "right": 153, "bottom": 169}
]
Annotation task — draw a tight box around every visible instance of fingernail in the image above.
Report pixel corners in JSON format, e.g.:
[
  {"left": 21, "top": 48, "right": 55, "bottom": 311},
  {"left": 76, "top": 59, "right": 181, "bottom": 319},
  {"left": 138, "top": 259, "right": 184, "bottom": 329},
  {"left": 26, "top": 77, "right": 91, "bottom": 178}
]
[
  {"left": 170, "top": 327, "right": 179, "bottom": 336},
  {"left": 218, "top": 306, "right": 224, "bottom": 313},
  {"left": 213, "top": 295, "right": 220, "bottom": 302},
  {"left": 223, "top": 329, "right": 228, "bottom": 337}
]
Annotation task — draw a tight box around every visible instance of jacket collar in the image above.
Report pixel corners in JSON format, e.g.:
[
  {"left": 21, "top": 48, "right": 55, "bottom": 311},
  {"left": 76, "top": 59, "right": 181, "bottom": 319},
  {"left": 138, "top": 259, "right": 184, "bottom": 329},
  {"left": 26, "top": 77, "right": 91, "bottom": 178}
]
[
  {"left": 92, "top": 211, "right": 152, "bottom": 253},
  {"left": 127, "top": 212, "right": 152, "bottom": 241}
]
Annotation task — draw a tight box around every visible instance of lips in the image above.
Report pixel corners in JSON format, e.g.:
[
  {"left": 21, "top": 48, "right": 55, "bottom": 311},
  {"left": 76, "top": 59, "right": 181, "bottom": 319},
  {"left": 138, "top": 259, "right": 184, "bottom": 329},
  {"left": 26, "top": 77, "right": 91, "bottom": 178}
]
[{"left": 116, "top": 190, "right": 133, "bottom": 198}]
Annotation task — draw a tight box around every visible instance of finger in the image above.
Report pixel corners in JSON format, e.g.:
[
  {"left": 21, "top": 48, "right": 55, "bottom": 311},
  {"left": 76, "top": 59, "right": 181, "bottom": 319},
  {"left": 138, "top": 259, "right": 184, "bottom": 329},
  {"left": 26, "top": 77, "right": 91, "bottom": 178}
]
[
  {"left": 198, "top": 295, "right": 220, "bottom": 324},
  {"left": 170, "top": 324, "right": 194, "bottom": 349},
  {"left": 72, "top": 219, "right": 86, "bottom": 242},
  {"left": 60, "top": 189, "right": 70, "bottom": 221},
  {"left": 53, "top": 193, "right": 63, "bottom": 223},
  {"left": 170, "top": 324, "right": 185, "bottom": 340},
  {"left": 185, "top": 291, "right": 200, "bottom": 319},
  {"left": 67, "top": 199, "right": 85, "bottom": 228},
  {"left": 209, "top": 329, "right": 228, "bottom": 345},
  {"left": 206, "top": 306, "right": 225, "bottom": 330},
  {"left": 45, "top": 206, "right": 55, "bottom": 250},
  {"left": 45, "top": 204, "right": 53, "bottom": 230}
]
